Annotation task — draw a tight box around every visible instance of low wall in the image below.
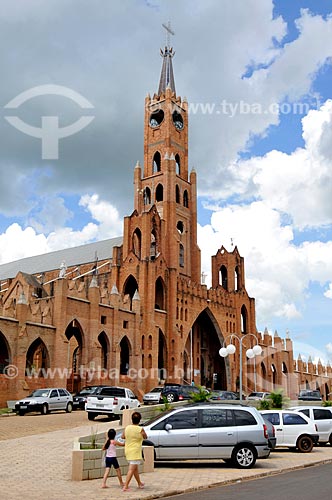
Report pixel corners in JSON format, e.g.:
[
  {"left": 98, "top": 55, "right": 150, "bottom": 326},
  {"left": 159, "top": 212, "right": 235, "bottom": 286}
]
[{"left": 72, "top": 431, "right": 154, "bottom": 481}]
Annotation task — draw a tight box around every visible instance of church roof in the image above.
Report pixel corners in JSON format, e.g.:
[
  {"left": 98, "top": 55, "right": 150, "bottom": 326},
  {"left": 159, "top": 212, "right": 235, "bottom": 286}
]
[
  {"left": 158, "top": 46, "right": 176, "bottom": 95},
  {"left": 0, "top": 236, "right": 123, "bottom": 281}
]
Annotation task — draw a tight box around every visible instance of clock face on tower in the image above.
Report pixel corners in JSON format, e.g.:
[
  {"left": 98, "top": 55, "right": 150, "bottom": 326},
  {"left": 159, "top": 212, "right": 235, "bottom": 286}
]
[
  {"left": 172, "top": 110, "right": 184, "bottom": 130},
  {"left": 149, "top": 109, "right": 164, "bottom": 128}
]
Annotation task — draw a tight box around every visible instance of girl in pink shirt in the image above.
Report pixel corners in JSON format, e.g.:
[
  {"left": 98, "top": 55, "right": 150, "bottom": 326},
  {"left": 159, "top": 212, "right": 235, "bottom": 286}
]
[{"left": 101, "top": 428, "right": 124, "bottom": 489}]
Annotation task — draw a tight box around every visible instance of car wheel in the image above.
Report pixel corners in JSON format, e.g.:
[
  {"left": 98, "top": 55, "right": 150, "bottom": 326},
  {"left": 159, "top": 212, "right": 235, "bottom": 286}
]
[
  {"left": 166, "top": 393, "right": 176, "bottom": 403},
  {"left": 88, "top": 412, "right": 96, "bottom": 421},
  {"left": 66, "top": 402, "right": 73, "bottom": 413},
  {"left": 297, "top": 435, "right": 313, "bottom": 453},
  {"left": 41, "top": 404, "right": 48, "bottom": 415},
  {"left": 232, "top": 445, "right": 257, "bottom": 469},
  {"left": 329, "top": 434, "right": 332, "bottom": 446},
  {"left": 18, "top": 410, "right": 25, "bottom": 416}
]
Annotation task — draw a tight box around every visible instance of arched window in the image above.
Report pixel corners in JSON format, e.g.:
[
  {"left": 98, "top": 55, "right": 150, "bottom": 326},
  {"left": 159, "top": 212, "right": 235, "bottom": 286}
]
[
  {"left": 26, "top": 338, "right": 49, "bottom": 376},
  {"left": 148, "top": 335, "right": 153, "bottom": 350},
  {"left": 150, "top": 230, "right": 157, "bottom": 259},
  {"left": 235, "top": 265, "right": 241, "bottom": 291},
  {"left": 98, "top": 332, "right": 109, "bottom": 370},
  {"left": 177, "top": 220, "right": 184, "bottom": 233},
  {"left": 158, "top": 329, "right": 167, "bottom": 381},
  {"left": 123, "top": 275, "right": 139, "bottom": 311},
  {"left": 179, "top": 243, "right": 184, "bottom": 267},
  {"left": 241, "top": 305, "right": 248, "bottom": 334},
  {"left": 153, "top": 151, "right": 161, "bottom": 173},
  {"left": 132, "top": 228, "right": 142, "bottom": 258},
  {"left": 155, "top": 183, "right": 163, "bottom": 202},
  {"left": 271, "top": 364, "right": 277, "bottom": 388},
  {"left": 143, "top": 187, "right": 151, "bottom": 205},
  {"left": 0, "top": 332, "right": 10, "bottom": 374},
  {"left": 219, "top": 265, "right": 228, "bottom": 290},
  {"left": 120, "top": 336, "right": 130, "bottom": 375},
  {"left": 176, "top": 184, "right": 180, "bottom": 203},
  {"left": 175, "top": 154, "right": 180, "bottom": 175},
  {"left": 183, "top": 190, "right": 189, "bottom": 208},
  {"left": 155, "top": 277, "right": 165, "bottom": 310}
]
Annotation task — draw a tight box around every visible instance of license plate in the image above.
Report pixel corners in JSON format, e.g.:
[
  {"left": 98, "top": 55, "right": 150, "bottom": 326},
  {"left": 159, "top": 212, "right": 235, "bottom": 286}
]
[
  {"left": 20, "top": 405, "right": 27, "bottom": 409},
  {"left": 96, "top": 403, "right": 104, "bottom": 408}
]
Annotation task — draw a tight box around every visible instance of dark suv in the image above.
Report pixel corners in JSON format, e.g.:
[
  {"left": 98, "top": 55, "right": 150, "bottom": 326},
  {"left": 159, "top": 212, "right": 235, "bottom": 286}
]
[
  {"left": 298, "top": 389, "right": 322, "bottom": 401},
  {"left": 73, "top": 385, "right": 106, "bottom": 409},
  {"left": 160, "top": 383, "right": 200, "bottom": 403}
]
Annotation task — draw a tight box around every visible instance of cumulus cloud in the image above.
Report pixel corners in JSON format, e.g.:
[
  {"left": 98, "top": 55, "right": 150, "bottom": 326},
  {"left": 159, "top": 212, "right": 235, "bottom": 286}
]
[
  {"left": 198, "top": 99, "right": 332, "bottom": 326},
  {"left": 0, "top": 195, "right": 123, "bottom": 265}
]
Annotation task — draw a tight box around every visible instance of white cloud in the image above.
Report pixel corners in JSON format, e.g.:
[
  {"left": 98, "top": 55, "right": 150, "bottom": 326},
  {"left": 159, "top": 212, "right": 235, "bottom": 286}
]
[
  {"left": 0, "top": 195, "right": 123, "bottom": 265},
  {"left": 198, "top": 98, "right": 332, "bottom": 326},
  {"left": 324, "top": 284, "right": 332, "bottom": 299}
]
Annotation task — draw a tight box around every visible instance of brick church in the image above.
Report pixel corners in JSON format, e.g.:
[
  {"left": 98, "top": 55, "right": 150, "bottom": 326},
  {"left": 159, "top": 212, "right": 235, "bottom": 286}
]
[{"left": 0, "top": 40, "right": 331, "bottom": 407}]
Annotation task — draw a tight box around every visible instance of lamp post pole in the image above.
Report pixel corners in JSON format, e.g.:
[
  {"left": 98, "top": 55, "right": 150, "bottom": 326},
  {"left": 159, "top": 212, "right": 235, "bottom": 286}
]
[{"left": 219, "top": 333, "right": 262, "bottom": 402}]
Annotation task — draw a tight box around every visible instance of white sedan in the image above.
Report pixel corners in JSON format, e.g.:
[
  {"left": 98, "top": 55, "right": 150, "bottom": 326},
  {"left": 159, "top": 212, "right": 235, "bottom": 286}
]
[{"left": 260, "top": 409, "right": 319, "bottom": 452}]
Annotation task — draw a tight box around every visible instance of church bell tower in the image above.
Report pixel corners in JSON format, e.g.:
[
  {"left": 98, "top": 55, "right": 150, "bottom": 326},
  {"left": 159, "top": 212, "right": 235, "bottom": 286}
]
[{"left": 133, "top": 27, "right": 201, "bottom": 282}]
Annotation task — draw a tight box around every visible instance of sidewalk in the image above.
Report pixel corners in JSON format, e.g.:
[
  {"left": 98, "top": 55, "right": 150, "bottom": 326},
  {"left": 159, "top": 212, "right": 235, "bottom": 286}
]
[{"left": 0, "top": 418, "right": 331, "bottom": 500}]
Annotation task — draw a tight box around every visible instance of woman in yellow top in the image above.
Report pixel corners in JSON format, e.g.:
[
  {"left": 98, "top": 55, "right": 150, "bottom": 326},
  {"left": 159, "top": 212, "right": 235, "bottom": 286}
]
[{"left": 121, "top": 411, "right": 147, "bottom": 492}]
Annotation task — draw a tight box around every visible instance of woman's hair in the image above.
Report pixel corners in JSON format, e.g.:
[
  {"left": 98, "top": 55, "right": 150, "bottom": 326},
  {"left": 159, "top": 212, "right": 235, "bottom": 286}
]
[
  {"left": 131, "top": 411, "right": 141, "bottom": 425},
  {"left": 103, "top": 428, "right": 116, "bottom": 449}
]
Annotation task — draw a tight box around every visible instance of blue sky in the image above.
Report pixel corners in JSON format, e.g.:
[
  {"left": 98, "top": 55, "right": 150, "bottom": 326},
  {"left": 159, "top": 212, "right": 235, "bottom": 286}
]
[{"left": 0, "top": 0, "right": 331, "bottom": 365}]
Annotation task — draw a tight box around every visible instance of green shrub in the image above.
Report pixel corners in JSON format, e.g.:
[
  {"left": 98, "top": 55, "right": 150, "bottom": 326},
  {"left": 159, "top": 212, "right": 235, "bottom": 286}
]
[
  {"left": 190, "top": 386, "right": 211, "bottom": 403},
  {"left": 322, "top": 400, "right": 332, "bottom": 407},
  {"left": 269, "top": 388, "right": 290, "bottom": 409},
  {"left": 258, "top": 399, "right": 271, "bottom": 410}
]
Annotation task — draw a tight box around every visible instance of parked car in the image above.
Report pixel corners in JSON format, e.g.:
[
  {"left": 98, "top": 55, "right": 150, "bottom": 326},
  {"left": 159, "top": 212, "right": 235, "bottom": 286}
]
[
  {"left": 160, "top": 383, "right": 200, "bottom": 403},
  {"left": 247, "top": 392, "right": 271, "bottom": 400},
  {"left": 260, "top": 409, "right": 319, "bottom": 452},
  {"left": 262, "top": 415, "right": 277, "bottom": 450},
  {"left": 289, "top": 406, "right": 332, "bottom": 445},
  {"left": 140, "top": 403, "right": 270, "bottom": 468},
  {"left": 73, "top": 385, "right": 106, "bottom": 410},
  {"left": 298, "top": 389, "right": 322, "bottom": 401},
  {"left": 208, "top": 390, "right": 240, "bottom": 401},
  {"left": 85, "top": 386, "right": 140, "bottom": 420},
  {"left": 15, "top": 388, "right": 73, "bottom": 415},
  {"left": 143, "top": 387, "right": 164, "bottom": 405}
]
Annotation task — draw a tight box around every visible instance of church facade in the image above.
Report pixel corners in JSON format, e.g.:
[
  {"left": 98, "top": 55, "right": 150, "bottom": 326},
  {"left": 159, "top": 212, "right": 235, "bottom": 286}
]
[{"left": 0, "top": 42, "right": 331, "bottom": 407}]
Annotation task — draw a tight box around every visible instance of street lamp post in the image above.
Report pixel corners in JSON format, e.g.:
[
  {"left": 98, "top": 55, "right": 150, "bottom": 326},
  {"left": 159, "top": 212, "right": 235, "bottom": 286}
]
[{"left": 219, "top": 333, "right": 262, "bottom": 401}]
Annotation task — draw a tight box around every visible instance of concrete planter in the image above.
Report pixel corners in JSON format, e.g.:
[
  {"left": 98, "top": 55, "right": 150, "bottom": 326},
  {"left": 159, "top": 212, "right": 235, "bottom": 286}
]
[{"left": 72, "top": 431, "right": 154, "bottom": 481}]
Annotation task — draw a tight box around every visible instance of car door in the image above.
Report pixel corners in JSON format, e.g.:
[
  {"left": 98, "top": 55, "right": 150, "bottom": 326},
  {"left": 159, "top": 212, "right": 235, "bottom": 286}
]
[
  {"left": 282, "top": 412, "right": 310, "bottom": 446},
  {"left": 263, "top": 413, "right": 283, "bottom": 445},
  {"left": 49, "top": 389, "right": 61, "bottom": 410},
  {"left": 127, "top": 389, "right": 140, "bottom": 408},
  {"left": 58, "top": 388, "right": 71, "bottom": 410},
  {"left": 153, "top": 409, "right": 199, "bottom": 460},
  {"left": 199, "top": 407, "right": 237, "bottom": 458},
  {"left": 312, "top": 408, "right": 332, "bottom": 441}
]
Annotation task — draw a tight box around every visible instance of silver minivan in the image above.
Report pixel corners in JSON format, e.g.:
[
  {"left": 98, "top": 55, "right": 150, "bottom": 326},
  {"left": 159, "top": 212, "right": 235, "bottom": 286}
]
[{"left": 143, "top": 404, "right": 270, "bottom": 468}]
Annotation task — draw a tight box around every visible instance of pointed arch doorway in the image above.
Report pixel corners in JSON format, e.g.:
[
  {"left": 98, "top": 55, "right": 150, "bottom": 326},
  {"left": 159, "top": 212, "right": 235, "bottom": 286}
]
[
  {"left": 186, "top": 309, "right": 228, "bottom": 390},
  {"left": 65, "top": 320, "right": 83, "bottom": 393}
]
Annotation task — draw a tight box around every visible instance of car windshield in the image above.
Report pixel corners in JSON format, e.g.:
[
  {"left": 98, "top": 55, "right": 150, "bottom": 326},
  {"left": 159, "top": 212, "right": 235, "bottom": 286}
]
[
  {"left": 150, "top": 387, "right": 162, "bottom": 393},
  {"left": 249, "top": 392, "right": 263, "bottom": 397},
  {"left": 77, "top": 387, "right": 99, "bottom": 395},
  {"left": 29, "top": 389, "right": 50, "bottom": 397}
]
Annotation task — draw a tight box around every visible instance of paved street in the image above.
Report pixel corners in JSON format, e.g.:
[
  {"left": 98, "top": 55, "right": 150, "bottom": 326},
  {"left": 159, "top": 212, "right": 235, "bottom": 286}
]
[{"left": 0, "top": 411, "right": 332, "bottom": 500}]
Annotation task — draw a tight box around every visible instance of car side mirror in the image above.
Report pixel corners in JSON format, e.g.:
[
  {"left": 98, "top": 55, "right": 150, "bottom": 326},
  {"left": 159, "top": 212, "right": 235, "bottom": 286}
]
[{"left": 165, "top": 423, "right": 173, "bottom": 431}]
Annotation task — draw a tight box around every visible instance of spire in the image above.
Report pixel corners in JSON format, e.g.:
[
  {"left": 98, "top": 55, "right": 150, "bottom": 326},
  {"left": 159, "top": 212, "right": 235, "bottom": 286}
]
[{"left": 158, "top": 22, "right": 176, "bottom": 95}]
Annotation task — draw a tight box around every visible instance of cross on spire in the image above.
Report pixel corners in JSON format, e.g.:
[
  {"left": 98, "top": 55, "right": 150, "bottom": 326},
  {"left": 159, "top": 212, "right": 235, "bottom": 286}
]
[
  {"left": 158, "top": 21, "right": 176, "bottom": 95},
  {"left": 162, "top": 21, "right": 175, "bottom": 48}
]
